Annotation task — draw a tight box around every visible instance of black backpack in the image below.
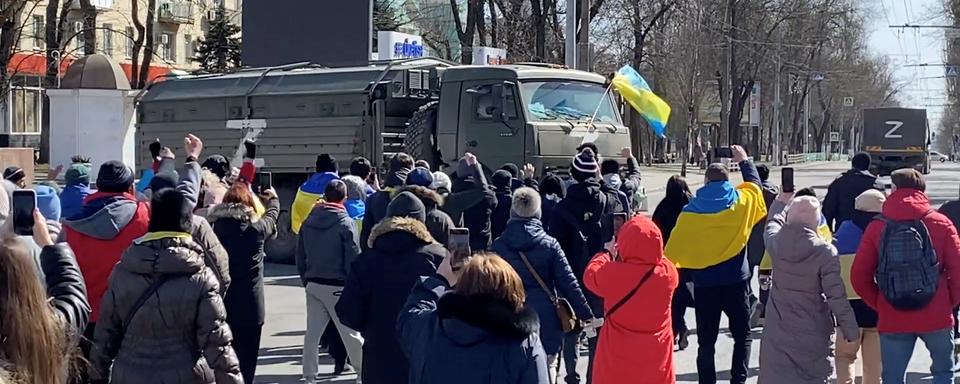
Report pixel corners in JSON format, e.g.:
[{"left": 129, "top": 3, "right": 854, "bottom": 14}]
[{"left": 875, "top": 211, "right": 940, "bottom": 310}]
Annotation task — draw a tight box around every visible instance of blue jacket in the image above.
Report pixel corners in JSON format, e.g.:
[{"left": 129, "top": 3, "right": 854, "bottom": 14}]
[
  {"left": 493, "top": 218, "right": 593, "bottom": 354},
  {"left": 397, "top": 276, "right": 549, "bottom": 384},
  {"left": 60, "top": 184, "right": 91, "bottom": 220},
  {"left": 832, "top": 212, "right": 880, "bottom": 328}
]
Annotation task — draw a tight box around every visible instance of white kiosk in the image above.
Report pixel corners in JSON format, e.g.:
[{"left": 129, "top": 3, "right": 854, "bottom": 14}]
[{"left": 48, "top": 54, "right": 137, "bottom": 180}]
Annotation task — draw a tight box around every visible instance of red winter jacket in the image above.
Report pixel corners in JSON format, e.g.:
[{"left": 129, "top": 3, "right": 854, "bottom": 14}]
[
  {"left": 584, "top": 215, "right": 678, "bottom": 384},
  {"left": 851, "top": 188, "right": 960, "bottom": 333},
  {"left": 64, "top": 192, "right": 150, "bottom": 322}
]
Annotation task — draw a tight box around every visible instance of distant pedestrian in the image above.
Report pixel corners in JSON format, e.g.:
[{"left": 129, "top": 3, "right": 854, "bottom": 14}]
[
  {"left": 297, "top": 180, "right": 364, "bottom": 382},
  {"left": 584, "top": 215, "right": 679, "bottom": 384},
  {"left": 759, "top": 194, "right": 858, "bottom": 384},
  {"left": 0, "top": 213, "right": 90, "bottom": 384},
  {"left": 444, "top": 153, "right": 498, "bottom": 251},
  {"left": 398, "top": 253, "right": 549, "bottom": 384},
  {"left": 833, "top": 190, "right": 885, "bottom": 384},
  {"left": 823, "top": 152, "right": 885, "bottom": 230},
  {"left": 292, "top": 154, "right": 340, "bottom": 234},
  {"left": 492, "top": 187, "right": 595, "bottom": 380},
  {"left": 90, "top": 188, "right": 242, "bottom": 384},
  {"left": 652, "top": 175, "right": 694, "bottom": 350},
  {"left": 852, "top": 169, "right": 960, "bottom": 384},
  {"left": 547, "top": 147, "right": 607, "bottom": 384},
  {"left": 490, "top": 169, "right": 514, "bottom": 241},
  {"left": 60, "top": 157, "right": 92, "bottom": 220},
  {"left": 360, "top": 153, "right": 414, "bottom": 251},
  {"left": 206, "top": 182, "right": 280, "bottom": 384},
  {"left": 337, "top": 191, "right": 446, "bottom": 384},
  {"left": 664, "top": 145, "right": 767, "bottom": 384}
]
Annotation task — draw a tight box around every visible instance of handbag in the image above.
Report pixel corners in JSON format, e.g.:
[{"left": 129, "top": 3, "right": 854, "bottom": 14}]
[{"left": 518, "top": 251, "right": 579, "bottom": 333}]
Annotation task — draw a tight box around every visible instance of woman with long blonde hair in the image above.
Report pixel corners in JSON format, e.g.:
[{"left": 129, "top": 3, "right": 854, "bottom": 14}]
[{"left": 0, "top": 210, "right": 91, "bottom": 384}]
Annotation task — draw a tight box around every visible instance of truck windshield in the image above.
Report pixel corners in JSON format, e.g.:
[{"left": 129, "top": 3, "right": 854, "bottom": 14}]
[{"left": 520, "top": 81, "right": 619, "bottom": 124}]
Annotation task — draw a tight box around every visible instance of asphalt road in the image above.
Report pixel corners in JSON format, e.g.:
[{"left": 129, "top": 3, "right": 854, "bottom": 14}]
[{"left": 253, "top": 160, "right": 960, "bottom": 384}]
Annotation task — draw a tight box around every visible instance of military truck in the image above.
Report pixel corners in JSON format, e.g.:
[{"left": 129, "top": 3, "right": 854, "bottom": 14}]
[
  {"left": 861, "top": 107, "right": 930, "bottom": 176},
  {"left": 136, "top": 58, "right": 632, "bottom": 261}
]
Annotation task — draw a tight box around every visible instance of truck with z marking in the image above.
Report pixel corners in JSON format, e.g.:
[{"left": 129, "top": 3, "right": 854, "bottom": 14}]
[{"left": 861, "top": 107, "right": 930, "bottom": 176}]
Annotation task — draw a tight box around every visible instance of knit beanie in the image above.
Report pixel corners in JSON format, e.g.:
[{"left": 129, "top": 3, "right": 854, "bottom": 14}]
[
  {"left": 500, "top": 163, "right": 520, "bottom": 179},
  {"left": 511, "top": 187, "right": 542, "bottom": 220},
  {"left": 316, "top": 154, "right": 338, "bottom": 174},
  {"left": 891, "top": 168, "right": 925, "bottom": 191},
  {"left": 540, "top": 173, "right": 566, "bottom": 199},
  {"left": 492, "top": 170, "right": 513, "bottom": 192},
  {"left": 855, "top": 189, "right": 886, "bottom": 213},
  {"left": 571, "top": 148, "right": 599, "bottom": 182},
  {"left": 341, "top": 175, "right": 368, "bottom": 202},
  {"left": 387, "top": 191, "right": 426, "bottom": 222},
  {"left": 786, "top": 196, "right": 821, "bottom": 229},
  {"left": 65, "top": 163, "right": 91, "bottom": 186},
  {"left": 431, "top": 171, "right": 451, "bottom": 192},
  {"left": 601, "top": 159, "right": 621, "bottom": 176},
  {"left": 148, "top": 188, "right": 192, "bottom": 233},
  {"left": 406, "top": 167, "right": 435, "bottom": 188},
  {"left": 96, "top": 161, "right": 135, "bottom": 193},
  {"left": 34, "top": 185, "right": 61, "bottom": 222},
  {"left": 851, "top": 152, "right": 871, "bottom": 171},
  {"left": 705, "top": 163, "right": 730, "bottom": 182},
  {"left": 149, "top": 170, "right": 180, "bottom": 192}
]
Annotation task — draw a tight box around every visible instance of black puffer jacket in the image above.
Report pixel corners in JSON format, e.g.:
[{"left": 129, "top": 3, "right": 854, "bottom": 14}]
[
  {"left": 90, "top": 235, "right": 242, "bottom": 384},
  {"left": 822, "top": 169, "right": 885, "bottom": 230},
  {"left": 398, "top": 276, "right": 549, "bottom": 384},
  {"left": 399, "top": 186, "right": 455, "bottom": 246},
  {"left": 206, "top": 198, "right": 279, "bottom": 326},
  {"left": 360, "top": 168, "right": 408, "bottom": 252},
  {"left": 445, "top": 172, "right": 498, "bottom": 251},
  {"left": 41, "top": 244, "right": 91, "bottom": 339},
  {"left": 547, "top": 180, "right": 606, "bottom": 280},
  {"left": 336, "top": 216, "right": 447, "bottom": 384},
  {"left": 191, "top": 215, "right": 231, "bottom": 295}
]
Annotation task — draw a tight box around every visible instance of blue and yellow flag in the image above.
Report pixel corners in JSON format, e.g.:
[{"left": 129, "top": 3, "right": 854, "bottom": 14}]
[
  {"left": 759, "top": 214, "right": 832, "bottom": 271},
  {"left": 665, "top": 182, "right": 767, "bottom": 269},
  {"left": 612, "top": 65, "right": 671, "bottom": 137}
]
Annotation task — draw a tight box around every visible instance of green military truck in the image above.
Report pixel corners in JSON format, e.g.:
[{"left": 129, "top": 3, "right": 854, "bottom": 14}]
[{"left": 137, "top": 58, "right": 632, "bottom": 261}]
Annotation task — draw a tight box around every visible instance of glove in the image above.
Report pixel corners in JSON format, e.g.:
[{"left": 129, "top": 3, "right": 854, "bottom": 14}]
[
  {"left": 243, "top": 139, "right": 257, "bottom": 160},
  {"left": 149, "top": 140, "right": 162, "bottom": 159}
]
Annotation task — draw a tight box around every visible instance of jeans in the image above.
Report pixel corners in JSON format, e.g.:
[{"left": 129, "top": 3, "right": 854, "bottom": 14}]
[
  {"left": 879, "top": 328, "right": 956, "bottom": 384},
  {"left": 835, "top": 327, "right": 881, "bottom": 384},
  {"left": 303, "top": 283, "right": 364, "bottom": 381},
  {"left": 694, "top": 281, "right": 752, "bottom": 384},
  {"left": 560, "top": 332, "right": 598, "bottom": 384}
]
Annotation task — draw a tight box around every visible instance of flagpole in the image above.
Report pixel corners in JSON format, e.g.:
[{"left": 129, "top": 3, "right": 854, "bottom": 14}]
[{"left": 589, "top": 82, "right": 615, "bottom": 123}]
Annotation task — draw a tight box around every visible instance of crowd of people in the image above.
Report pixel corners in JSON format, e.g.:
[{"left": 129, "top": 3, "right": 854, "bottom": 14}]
[{"left": 0, "top": 132, "right": 958, "bottom": 384}]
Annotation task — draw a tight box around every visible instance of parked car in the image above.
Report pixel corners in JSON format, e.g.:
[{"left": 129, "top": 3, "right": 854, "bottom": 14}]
[{"left": 931, "top": 151, "right": 949, "bottom": 162}]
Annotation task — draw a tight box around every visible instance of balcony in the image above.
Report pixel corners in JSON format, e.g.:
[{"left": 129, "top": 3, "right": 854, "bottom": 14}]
[{"left": 158, "top": 1, "right": 193, "bottom": 24}]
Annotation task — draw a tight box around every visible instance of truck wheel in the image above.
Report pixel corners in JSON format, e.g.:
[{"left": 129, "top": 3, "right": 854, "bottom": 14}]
[
  {"left": 265, "top": 209, "right": 297, "bottom": 264},
  {"left": 404, "top": 101, "right": 441, "bottom": 168}
]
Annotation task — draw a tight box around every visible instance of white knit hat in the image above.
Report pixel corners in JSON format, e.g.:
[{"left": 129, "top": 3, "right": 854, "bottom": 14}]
[
  {"left": 855, "top": 189, "right": 886, "bottom": 213},
  {"left": 511, "top": 187, "right": 542, "bottom": 219}
]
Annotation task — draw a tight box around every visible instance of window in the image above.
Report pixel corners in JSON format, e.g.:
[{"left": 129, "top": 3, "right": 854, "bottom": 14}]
[
  {"left": 471, "top": 84, "right": 519, "bottom": 121},
  {"left": 520, "top": 81, "right": 621, "bottom": 124},
  {"left": 32, "top": 15, "right": 44, "bottom": 48},
  {"left": 125, "top": 27, "right": 134, "bottom": 58},
  {"left": 74, "top": 22, "right": 85, "bottom": 55},
  {"left": 11, "top": 88, "right": 40, "bottom": 134},
  {"left": 184, "top": 34, "right": 192, "bottom": 63},
  {"left": 102, "top": 24, "right": 113, "bottom": 56},
  {"left": 160, "top": 33, "right": 174, "bottom": 62}
]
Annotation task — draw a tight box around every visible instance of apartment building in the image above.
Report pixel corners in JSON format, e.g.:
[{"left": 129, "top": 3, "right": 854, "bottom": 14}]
[{"left": 2, "top": 0, "right": 241, "bottom": 150}]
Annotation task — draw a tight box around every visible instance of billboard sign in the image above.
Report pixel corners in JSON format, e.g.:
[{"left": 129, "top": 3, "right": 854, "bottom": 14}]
[
  {"left": 472, "top": 46, "right": 507, "bottom": 65},
  {"left": 748, "top": 83, "right": 760, "bottom": 127},
  {"left": 698, "top": 80, "right": 751, "bottom": 125},
  {"left": 378, "top": 31, "right": 425, "bottom": 60}
]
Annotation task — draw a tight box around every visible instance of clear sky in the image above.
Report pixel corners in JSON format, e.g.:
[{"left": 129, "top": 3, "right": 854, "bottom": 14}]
[{"left": 867, "top": 0, "right": 949, "bottom": 130}]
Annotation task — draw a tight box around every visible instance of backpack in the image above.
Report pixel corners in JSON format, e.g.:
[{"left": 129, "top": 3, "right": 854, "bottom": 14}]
[{"left": 875, "top": 211, "right": 940, "bottom": 310}]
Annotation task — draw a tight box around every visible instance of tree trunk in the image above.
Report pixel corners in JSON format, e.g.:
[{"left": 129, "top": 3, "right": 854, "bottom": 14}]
[
  {"left": 130, "top": 0, "right": 145, "bottom": 88},
  {"left": 79, "top": 0, "right": 96, "bottom": 55},
  {"left": 138, "top": 0, "right": 156, "bottom": 88},
  {"left": 488, "top": 0, "right": 498, "bottom": 45},
  {"left": 529, "top": 0, "right": 544, "bottom": 60},
  {"left": 45, "top": 0, "right": 62, "bottom": 86}
]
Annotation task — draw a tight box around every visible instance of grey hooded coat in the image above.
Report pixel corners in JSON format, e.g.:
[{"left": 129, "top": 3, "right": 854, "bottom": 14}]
[{"left": 758, "top": 200, "right": 858, "bottom": 384}]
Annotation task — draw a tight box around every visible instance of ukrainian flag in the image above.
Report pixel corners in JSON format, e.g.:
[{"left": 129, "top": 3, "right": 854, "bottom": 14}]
[
  {"left": 291, "top": 172, "right": 339, "bottom": 234},
  {"left": 665, "top": 181, "right": 767, "bottom": 269},
  {"left": 759, "top": 214, "right": 832, "bottom": 271},
  {"left": 612, "top": 65, "right": 671, "bottom": 137}
]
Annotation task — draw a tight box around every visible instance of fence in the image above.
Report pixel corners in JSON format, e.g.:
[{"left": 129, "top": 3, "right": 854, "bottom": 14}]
[{"left": 783, "top": 152, "right": 845, "bottom": 165}]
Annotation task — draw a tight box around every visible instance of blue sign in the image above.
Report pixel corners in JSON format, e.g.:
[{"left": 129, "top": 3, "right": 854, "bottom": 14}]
[{"left": 394, "top": 39, "right": 424, "bottom": 59}]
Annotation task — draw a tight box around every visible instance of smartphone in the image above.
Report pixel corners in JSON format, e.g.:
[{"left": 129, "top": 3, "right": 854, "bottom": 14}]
[
  {"left": 713, "top": 147, "right": 733, "bottom": 159},
  {"left": 782, "top": 167, "right": 795, "bottom": 193},
  {"left": 255, "top": 172, "right": 272, "bottom": 194},
  {"left": 12, "top": 190, "right": 36, "bottom": 236},
  {"left": 448, "top": 228, "right": 471, "bottom": 270}
]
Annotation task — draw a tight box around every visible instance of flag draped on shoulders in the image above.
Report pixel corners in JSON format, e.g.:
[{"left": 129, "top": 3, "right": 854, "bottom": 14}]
[
  {"left": 665, "top": 181, "right": 767, "bottom": 269},
  {"left": 612, "top": 65, "right": 671, "bottom": 137},
  {"left": 291, "top": 172, "right": 339, "bottom": 234}
]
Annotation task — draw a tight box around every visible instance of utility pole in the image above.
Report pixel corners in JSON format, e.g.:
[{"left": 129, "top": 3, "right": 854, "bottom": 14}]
[
  {"left": 804, "top": 91, "right": 809, "bottom": 153},
  {"left": 773, "top": 27, "right": 782, "bottom": 165},
  {"left": 577, "top": 0, "right": 591, "bottom": 70},
  {"left": 682, "top": 1, "right": 701, "bottom": 177},
  {"left": 565, "top": 0, "right": 576, "bottom": 68},
  {"left": 720, "top": 0, "right": 734, "bottom": 146}
]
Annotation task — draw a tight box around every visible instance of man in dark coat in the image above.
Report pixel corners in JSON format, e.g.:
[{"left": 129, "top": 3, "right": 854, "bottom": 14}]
[
  {"left": 490, "top": 169, "right": 514, "bottom": 241},
  {"left": 398, "top": 185, "right": 455, "bottom": 246},
  {"left": 359, "top": 153, "right": 414, "bottom": 251},
  {"left": 547, "top": 147, "right": 606, "bottom": 384},
  {"left": 336, "top": 191, "right": 447, "bottom": 384},
  {"left": 443, "top": 153, "right": 498, "bottom": 251},
  {"left": 823, "top": 152, "right": 885, "bottom": 230}
]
